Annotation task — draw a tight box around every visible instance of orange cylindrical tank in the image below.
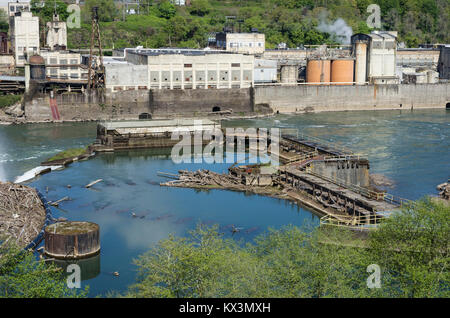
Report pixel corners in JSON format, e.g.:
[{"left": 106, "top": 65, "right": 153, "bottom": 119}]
[
  {"left": 306, "top": 59, "right": 331, "bottom": 84},
  {"left": 331, "top": 59, "right": 354, "bottom": 85}
]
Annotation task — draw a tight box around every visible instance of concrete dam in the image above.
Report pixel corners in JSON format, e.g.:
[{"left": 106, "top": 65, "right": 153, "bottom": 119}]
[{"left": 22, "top": 83, "right": 450, "bottom": 122}]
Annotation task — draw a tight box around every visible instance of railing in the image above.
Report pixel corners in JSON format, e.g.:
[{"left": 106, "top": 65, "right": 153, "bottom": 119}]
[
  {"left": 323, "top": 154, "right": 368, "bottom": 161},
  {"left": 319, "top": 214, "right": 381, "bottom": 231},
  {"left": 305, "top": 169, "right": 412, "bottom": 207},
  {"left": 281, "top": 132, "right": 355, "bottom": 156}
]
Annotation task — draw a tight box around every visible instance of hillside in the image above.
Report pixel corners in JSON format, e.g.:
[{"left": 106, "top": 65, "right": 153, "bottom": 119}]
[{"left": 29, "top": 0, "right": 450, "bottom": 49}]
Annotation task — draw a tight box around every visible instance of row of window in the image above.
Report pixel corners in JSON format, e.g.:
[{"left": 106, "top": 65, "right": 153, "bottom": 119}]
[
  {"left": 46, "top": 58, "right": 79, "bottom": 65},
  {"left": 229, "top": 42, "right": 263, "bottom": 48},
  {"left": 47, "top": 73, "right": 88, "bottom": 79}
]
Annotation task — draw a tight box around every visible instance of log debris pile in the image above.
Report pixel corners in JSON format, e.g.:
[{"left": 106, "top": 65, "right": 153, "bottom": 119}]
[
  {"left": 0, "top": 182, "right": 46, "bottom": 248},
  {"left": 161, "top": 169, "right": 243, "bottom": 189},
  {"left": 437, "top": 180, "right": 450, "bottom": 200},
  {"left": 160, "top": 169, "right": 285, "bottom": 199}
]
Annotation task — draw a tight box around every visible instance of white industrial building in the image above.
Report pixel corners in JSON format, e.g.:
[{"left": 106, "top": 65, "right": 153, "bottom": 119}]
[
  {"left": 254, "top": 59, "right": 277, "bottom": 83},
  {"left": 351, "top": 31, "right": 399, "bottom": 84},
  {"left": 40, "top": 50, "right": 87, "bottom": 80},
  {"left": 105, "top": 48, "right": 254, "bottom": 92},
  {"left": 7, "top": 1, "right": 30, "bottom": 16},
  {"left": 10, "top": 11, "right": 39, "bottom": 66},
  {"left": 214, "top": 32, "right": 265, "bottom": 55},
  {"left": 46, "top": 14, "right": 67, "bottom": 50}
]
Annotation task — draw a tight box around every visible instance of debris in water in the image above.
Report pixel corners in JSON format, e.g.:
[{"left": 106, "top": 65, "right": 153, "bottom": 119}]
[{"left": 85, "top": 179, "right": 103, "bottom": 189}]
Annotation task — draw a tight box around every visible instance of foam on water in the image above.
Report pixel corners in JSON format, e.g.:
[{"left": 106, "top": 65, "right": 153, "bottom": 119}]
[{"left": 15, "top": 165, "right": 64, "bottom": 184}]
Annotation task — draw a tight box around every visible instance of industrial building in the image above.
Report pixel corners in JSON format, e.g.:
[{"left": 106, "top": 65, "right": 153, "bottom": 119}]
[
  {"left": 7, "top": 1, "right": 30, "bottom": 16},
  {"left": 438, "top": 45, "right": 450, "bottom": 80},
  {"left": 254, "top": 59, "right": 277, "bottom": 83},
  {"left": 351, "top": 31, "right": 399, "bottom": 84},
  {"left": 9, "top": 10, "right": 39, "bottom": 67},
  {"left": 213, "top": 32, "right": 265, "bottom": 55},
  {"left": 40, "top": 49, "right": 87, "bottom": 81},
  {"left": 46, "top": 14, "right": 67, "bottom": 50},
  {"left": 104, "top": 48, "right": 254, "bottom": 92}
]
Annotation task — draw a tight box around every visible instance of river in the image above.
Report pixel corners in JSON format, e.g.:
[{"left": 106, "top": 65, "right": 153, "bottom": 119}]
[{"left": 0, "top": 109, "right": 448, "bottom": 296}]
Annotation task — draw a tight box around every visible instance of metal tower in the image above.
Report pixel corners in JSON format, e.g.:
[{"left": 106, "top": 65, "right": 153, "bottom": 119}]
[{"left": 87, "top": 7, "right": 105, "bottom": 91}]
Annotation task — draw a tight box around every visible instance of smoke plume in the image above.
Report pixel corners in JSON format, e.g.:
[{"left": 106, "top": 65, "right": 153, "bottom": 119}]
[{"left": 316, "top": 18, "right": 353, "bottom": 44}]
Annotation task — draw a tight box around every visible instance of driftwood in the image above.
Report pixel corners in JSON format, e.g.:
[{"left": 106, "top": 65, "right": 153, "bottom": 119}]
[
  {"left": 85, "top": 179, "right": 103, "bottom": 188},
  {"left": 49, "top": 196, "right": 70, "bottom": 207},
  {"left": 161, "top": 169, "right": 242, "bottom": 189},
  {"left": 0, "top": 182, "right": 46, "bottom": 249}
]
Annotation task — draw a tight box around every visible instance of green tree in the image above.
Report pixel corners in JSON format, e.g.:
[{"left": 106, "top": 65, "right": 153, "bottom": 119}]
[
  {"left": 189, "top": 0, "right": 212, "bottom": 17},
  {"left": 82, "top": 0, "right": 118, "bottom": 23},
  {"left": 0, "top": 245, "right": 88, "bottom": 298},
  {"left": 30, "top": 0, "right": 69, "bottom": 22},
  {"left": 157, "top": 0, "right": 176, "bottom": 19},
  {"left": 368, "top": 199, "right": 449, "bottom": 297},
  {"left": 0, "top": 9, "right": 8, "bottom": 32},
  {"left": 126, "top": 198, "right": 449, "bottom": 298}
]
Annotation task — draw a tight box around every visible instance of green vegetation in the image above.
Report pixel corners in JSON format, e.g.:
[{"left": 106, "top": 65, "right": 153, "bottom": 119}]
[
  {"left": 28, "top": 0, "right": 450, "bottom": 50},
  {"left": 126, "top": 198, "right": 449, "bottom": 298},
  {"left": 0, "top": 94, "right": 22, "bottom": 109},
  {"left": 0, "top": 8, "right": 8, "bottom": 32},
  {"left": 0, "top": 244, "right": 88, "bottom": 298},
  {"left": 0, "top": 197, "right": 447, "bottom": 298},
  {"left": 46, "top": 147, "right": 88, "bottom": 162}
]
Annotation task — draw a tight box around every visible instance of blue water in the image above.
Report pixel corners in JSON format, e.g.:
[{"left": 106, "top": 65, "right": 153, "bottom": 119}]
[{"left": 0, "top": 109, "right": 448, "bottom": 296}]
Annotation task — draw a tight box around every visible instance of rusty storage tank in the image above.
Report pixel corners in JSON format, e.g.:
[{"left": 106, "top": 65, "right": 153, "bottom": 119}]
[
  {"left": 306, "top": 59, "right": 331, "bottom": 84},
  {"left": 29, "top": 54, "right": 46, "bottom": 81},
  {"left": 331, "top": 59, "right": 354, "bottom": 85},
  {"left": 280, "top": 65, "right": 298, "bottom": 83},
  {"left": 44, "top": 221, "right": 100, "bottom": 259}
]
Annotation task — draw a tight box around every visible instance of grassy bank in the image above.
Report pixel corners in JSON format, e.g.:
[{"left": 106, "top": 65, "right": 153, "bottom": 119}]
[
  {"left": 46, "top": 147, "right": 88, "bottom": 162},
  {"left": 0, "top": 94, "right": 22, "bottom": 109}
]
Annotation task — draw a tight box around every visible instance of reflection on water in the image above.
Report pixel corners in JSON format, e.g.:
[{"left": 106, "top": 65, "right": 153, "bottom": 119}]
[
  {"left": 50, "top": 254, "right": 101, "bottom": 282},
  {"left": 0, "top": 109, "right": 448, "bottom": 296}
]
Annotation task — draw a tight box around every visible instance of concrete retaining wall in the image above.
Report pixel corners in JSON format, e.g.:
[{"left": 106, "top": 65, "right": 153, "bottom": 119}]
[
  {"left": 254, "top": 83, "right": 450, "bottom": 113},
  {"left": 149, "top": 88, "right": 254, "bottom": 116},
  {"left": 23, "top": 83, "right": 450, "bottom": 122},
  {"left": 311, "top": 160, "right": 370, "bottom": 188}
]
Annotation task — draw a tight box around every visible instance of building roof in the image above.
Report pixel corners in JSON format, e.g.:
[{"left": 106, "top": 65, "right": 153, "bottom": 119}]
[{"left": 127, "top": 48, "right": 241, "bottom": 56}]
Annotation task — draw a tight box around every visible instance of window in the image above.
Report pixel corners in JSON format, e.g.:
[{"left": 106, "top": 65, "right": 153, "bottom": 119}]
[
  {"left": 50, "top": 58, "right": 57, "bottom": 64},
  {"left": 231, "top": 63, "right": 240, "bottom": 67},
  {"left": 70, "top": 73, "right": 79, "bottom": 79},
  {"left": 184, "top": 64, "right": 192, "bottom": 68}
]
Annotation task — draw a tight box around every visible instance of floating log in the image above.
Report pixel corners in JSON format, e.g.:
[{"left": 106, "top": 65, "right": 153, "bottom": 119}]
[
  {"left": 85, "top": 179, "right": 103, "bottom": 188},
  {"left": 44, "top": 221, "right": 100, "bottom": 259},
  {"left": 49, "top": 196, "right": 70, "bottom": 207}
]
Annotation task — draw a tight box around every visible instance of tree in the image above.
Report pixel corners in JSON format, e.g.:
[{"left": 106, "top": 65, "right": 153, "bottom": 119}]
[
  {"left": 82, "top": 0, "right": 118, "bottom": 23},
  {"left": 0, "top": 9, "right": 8, "bottom": 32},
  {"left": 30, "top": 0, "right": 69, "bottom": 22},
  {"left": 0, "top": 245, "right": 88, "bottom": 298},
  {"left": 189, "top": 0, "right": 212, "bottom": 17},
  {"left": 157, "top": 1, "right": 176, "bottom": 19},
  {"left": 126, "top": 198, "right": 449, "bottom": 298},
  {"left": 368, "top": 199, "right": 449, "bottom": 297}
]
